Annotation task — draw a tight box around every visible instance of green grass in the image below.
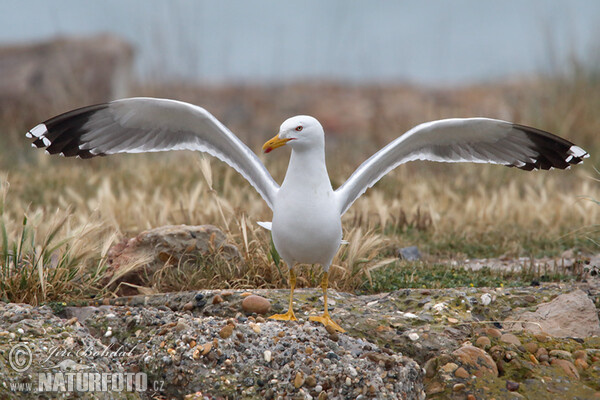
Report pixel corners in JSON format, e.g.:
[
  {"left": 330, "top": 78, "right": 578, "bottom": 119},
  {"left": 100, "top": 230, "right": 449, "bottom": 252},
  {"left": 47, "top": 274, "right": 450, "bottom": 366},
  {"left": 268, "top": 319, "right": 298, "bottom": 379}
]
[{"left": 363, "top": 260, "right": 586, "bottom": 293}]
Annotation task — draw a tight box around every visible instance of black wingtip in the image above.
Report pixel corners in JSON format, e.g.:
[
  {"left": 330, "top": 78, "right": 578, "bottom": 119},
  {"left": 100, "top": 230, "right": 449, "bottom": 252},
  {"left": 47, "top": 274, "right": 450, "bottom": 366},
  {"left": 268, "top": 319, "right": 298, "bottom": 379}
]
[
  {"left": 27, "top": 103, "right": 109, "bottom": 158},
  {"left": 512, "top": 124, "right": 588, "bottom": 171}
]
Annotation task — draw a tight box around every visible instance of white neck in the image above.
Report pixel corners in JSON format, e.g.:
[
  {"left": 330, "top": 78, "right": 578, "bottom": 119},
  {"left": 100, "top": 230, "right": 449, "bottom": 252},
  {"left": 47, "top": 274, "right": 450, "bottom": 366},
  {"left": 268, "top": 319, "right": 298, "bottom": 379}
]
[{"left": 282, "top": 145, "right": 332, "bottom": 192}]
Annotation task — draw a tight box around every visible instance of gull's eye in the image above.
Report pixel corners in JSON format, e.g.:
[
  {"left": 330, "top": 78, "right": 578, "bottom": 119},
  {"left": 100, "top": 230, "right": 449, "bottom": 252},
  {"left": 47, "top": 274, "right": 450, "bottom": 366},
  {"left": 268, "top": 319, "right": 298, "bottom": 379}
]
[{"left": 295, "top": 125, "right": 303, "bottom": 132}]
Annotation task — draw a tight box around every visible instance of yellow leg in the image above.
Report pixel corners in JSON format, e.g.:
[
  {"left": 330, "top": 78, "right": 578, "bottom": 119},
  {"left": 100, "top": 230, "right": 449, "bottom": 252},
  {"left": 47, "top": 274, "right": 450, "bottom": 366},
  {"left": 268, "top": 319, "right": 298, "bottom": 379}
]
[
  {"left": 309, "top": 272, "right": 345, "bottom": 332},
  {"left": 268, "top": 269, "right": 298, "bottom": 321}
]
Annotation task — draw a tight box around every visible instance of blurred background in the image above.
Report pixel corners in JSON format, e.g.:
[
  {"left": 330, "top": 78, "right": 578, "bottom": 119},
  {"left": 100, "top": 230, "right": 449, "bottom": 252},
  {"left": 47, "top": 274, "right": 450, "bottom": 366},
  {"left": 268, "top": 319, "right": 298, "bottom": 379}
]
[{"left": 0, "top": 1, "right": 598, "bottom": 301}]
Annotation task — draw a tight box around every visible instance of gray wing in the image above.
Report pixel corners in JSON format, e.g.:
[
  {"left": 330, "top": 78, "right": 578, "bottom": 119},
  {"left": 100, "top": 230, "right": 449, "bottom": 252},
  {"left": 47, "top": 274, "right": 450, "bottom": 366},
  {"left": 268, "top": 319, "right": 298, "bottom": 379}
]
[
  {"left": 336, "top": 118, "right": 588, "bottom": 215},
  {"left": 26, "top": 97, "right": 280, "bottom": 209}
]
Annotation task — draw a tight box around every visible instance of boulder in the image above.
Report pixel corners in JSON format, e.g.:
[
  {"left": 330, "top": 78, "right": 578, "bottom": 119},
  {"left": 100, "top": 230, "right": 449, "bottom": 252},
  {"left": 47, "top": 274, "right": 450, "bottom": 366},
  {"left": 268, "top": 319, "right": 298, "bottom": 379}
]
[
  {"left": 106, "top": 225, "right": 243, "bottom": 295},
  {"left": 506, "top": 289, "right": 600, "bottom": 338}
]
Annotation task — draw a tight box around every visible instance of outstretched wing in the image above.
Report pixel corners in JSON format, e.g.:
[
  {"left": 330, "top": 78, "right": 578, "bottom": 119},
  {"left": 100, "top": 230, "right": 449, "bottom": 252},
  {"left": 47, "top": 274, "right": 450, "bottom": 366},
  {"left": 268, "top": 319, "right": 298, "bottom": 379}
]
[
  {"left": 336, "top": 118, "right": 588, "bottom": 215},
  {"left": 27, "top": 97, "right": 280, "bottom": 209}
]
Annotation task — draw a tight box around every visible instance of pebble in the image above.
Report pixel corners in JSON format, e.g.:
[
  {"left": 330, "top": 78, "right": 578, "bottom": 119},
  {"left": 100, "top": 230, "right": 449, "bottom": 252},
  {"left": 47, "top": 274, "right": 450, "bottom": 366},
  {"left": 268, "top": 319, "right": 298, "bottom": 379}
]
[
  {"left": 551, "top": 359, "right": 580, "bottom": 380},
  {"left": 534, "top": 332, "right": 549, "bottom": 342},
  {"left": 345, "top": 377, "right": 352, "bottom": 386},
  {"left": 408, "top": 332, "right": 419, "bottom": 341},
  {"left": 263, "top": 350, "right": 272, "bottom": 362},
  {"left": 549, "top": 350, "right": 573, "bottom": 361},
  {"left": 241, "top": 295, "right": 271, "bottom": 315},
  {"left": 475, "top": 336, "right": 491, "bottom": 349},
  {"left": 467, "top": 395, "right": 476, "bottom": 400},
  {"left": 447, "top": 317, "right": 458, "bottom": 324},
  {"left": 452, "top": 383, "right": 466, "bottom": 392},
  {"left": 454, "top": 367, "right": 470, "bottom": 379},
  {"left": 104, "top": 329, "right": 112, "bottom": 337},
  {"left": 486, "top": 328, "right": 502, "bottom": 338},
  {"left": 305, "top": 375, "right": 317, "bottom": 387},
  {"left": 499, "top": 333, "right": 521, "bottom": 346},
  {"left": 294, "top": 372, "right": 305, "bottom": 388},
  {"left": 219, "top": 324, "right": 234, "bottom": 339},
  {"left": 506, "top": 380, "right": 519, "bottom": 391},
  {"left": 183, "top": 302, "right": 194, "bottom": 311},
  {"left": 441, "top": 362, "right": 459, "bottom": 373},
  {"left": 480, "top": 293, "right": 492, "bottom": 305},
  {"left": 524, "top": 342, "right": 538, "bottom": 354},
  {"left": 212, "top": 295, "right": 224, "bottom": 305},
  {"left": 574, "top": 358, "right": 589, "bottom": 370}
]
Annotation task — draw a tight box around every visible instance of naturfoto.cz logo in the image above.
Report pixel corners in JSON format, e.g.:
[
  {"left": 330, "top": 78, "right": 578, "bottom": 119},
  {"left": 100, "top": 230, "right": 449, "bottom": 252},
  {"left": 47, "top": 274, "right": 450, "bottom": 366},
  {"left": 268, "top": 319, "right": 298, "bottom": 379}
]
[{"left": 8, "top": 342, "right": 156, "bottom": 394}]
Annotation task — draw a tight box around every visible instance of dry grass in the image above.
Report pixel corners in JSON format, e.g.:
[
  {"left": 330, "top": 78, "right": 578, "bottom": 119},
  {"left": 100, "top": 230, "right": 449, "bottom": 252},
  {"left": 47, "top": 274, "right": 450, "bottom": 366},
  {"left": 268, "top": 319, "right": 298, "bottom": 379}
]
[{"left": 0, "top": 72, "right": 598, "bottom": 304}]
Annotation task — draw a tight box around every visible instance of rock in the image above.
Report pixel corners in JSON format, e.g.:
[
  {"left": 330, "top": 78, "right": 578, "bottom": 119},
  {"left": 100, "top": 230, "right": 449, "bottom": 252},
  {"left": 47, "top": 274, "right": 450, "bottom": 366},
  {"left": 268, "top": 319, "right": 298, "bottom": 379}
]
[
  {"left": 294, "top": 371, "right": 305, "bottom": 388},
  {"left": 506, "top": 380, "right": 520, "bottom": 391},
  {"left": 441, "top": 362, "right": 459, "bottom": 373},
  {"left": 506, "top": 290, "right": 600, "bottom": 338},
  {"left": 500, "top": 333, "right": 522, "bottom": 346},
  {"left": 480, "top": 293, "right": 493, "bottom": 305},
  {"left": 305, "top": 375, "right": 317, "bottom": 388},
  {"left": 452, "top": 344, "right": 498, "bottom": 377},
  {"left": 475, "top": 336, "right": 491, "bottom": 349},
  {"left": 454, "top": 367, "right": 470, "bottom": 379},
  {"left": 486, "top": 328, "right": 502, "bottom": 338},
  {"left": 398, "top": 246, "right": 421, "bottom": 261},
  {"left": 524, "top": 342, "right": 538, "bottom": 354},
  {"left": 549, "top": 349, "right": 573, "bottom": 361},
  {"left": 105, "top": 225, "right": 244, "bottom": 296},
  {"left": 219, "top": 324, "right": 234, "bottom": 339},
  {"left": 241, "top": 295, "right": 271, "bottom": 315},
  {"left": 264, "top": 350, "right": 272, "bottom": 362},
  {"left": 212, "top": 295, "right": 224, "bottom": 305},
  {"left": 452, "top": 383, "right": 466, "bottom": 392},
  {"left": 573, "top": 350, "right": 587, "bottom": 360},
  {"left": 551, "top": 359, "right": 580, "bottom": 380},
  {"left": 574, "top": 358, "right": 589, "bottom": 370}
]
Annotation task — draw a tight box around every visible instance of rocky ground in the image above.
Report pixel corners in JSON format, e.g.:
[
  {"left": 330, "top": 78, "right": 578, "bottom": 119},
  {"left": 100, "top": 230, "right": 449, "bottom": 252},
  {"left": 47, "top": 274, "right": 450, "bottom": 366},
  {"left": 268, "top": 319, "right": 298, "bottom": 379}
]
[{"left": 0, "top": 274, "right": 599, "bottom": 399}]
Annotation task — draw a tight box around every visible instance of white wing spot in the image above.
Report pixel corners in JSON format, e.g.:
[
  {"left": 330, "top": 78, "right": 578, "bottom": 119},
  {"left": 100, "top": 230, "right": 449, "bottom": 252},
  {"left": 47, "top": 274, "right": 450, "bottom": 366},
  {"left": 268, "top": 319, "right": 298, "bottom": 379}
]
[{"left": 29, "top": 124, "right": 48, "bottom": 138}]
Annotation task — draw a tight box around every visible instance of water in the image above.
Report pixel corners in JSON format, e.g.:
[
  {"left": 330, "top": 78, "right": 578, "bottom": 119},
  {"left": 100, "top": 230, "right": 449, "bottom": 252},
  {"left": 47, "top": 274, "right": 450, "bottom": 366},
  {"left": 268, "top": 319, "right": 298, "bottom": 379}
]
[{"left": 1, "top": 0, "right": 599, "bottom": 85}]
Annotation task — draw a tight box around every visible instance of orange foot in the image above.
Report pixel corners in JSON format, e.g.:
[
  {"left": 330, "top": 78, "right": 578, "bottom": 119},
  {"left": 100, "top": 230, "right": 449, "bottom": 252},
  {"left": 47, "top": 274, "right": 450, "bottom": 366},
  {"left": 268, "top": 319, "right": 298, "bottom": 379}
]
[
  {"left": 309, "top": 313, "right": 346, "bottom": 333},
  {"left": 268, "top": 309, "right": 298, "bottom": 322}
]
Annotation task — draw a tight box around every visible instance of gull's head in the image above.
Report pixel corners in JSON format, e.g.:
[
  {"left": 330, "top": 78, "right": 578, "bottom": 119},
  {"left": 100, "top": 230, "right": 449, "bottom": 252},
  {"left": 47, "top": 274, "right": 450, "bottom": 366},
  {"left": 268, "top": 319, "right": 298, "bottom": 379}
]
[{"left": 263, "top": 115, "right": 324, "bottom": 154}]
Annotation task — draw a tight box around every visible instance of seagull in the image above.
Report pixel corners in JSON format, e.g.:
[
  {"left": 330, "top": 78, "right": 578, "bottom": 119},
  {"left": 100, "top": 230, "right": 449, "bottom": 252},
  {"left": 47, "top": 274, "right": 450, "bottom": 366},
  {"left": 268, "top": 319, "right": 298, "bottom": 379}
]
[{"left": 27, "top": 97, "right": 588, "bottom": 332}]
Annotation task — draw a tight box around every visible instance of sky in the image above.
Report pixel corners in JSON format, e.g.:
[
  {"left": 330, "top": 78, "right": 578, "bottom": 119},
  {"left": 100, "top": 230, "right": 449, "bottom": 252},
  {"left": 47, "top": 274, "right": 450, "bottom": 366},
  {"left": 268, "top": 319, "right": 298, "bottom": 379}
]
[{"left": 0, "top": 0, "right": 599, "bottom": 85}]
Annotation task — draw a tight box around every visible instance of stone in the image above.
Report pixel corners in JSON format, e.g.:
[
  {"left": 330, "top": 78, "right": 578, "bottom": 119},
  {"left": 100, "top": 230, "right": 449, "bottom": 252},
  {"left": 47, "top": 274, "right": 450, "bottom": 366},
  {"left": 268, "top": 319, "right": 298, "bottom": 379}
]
[
  {"left": 105, "top": 225, "right": 243, "bottom": 296},
  {"left": 452, "top": 344, "right": 498, "bottom": 377},
  {"left": 506, "top": 380, "right": 519, "bottom": 391},
  {"left": 524, "top": 342, "right": 538, "bottom": 354},
  {"left": 551, "top": 359, "right": 579, "bottom": 380},
  {"left": 480, "top": 293, "right": 493, "bottom": 305},
  {"left": 485, "top": 328, "right": 502, "bottom": 338},
  {"left": 574, "top": 358, "right": 589, "bottom": 370},
  {"left": 212, "top": 295, "right": 224, "bottom": 305},
  {"left": 294, "top": 372, "right": 305, "bottom": 388},
  {"left": 441, "top": 362, "right": 458, "bottom": 373},
  {"left": 549, "top": 349, "right": 573, "bottom": 361},
  {"left": 240, "top": 295, "right": 271, "bottom": 316},
  {"left": 398, "top": 246, "right": 421, "bottom": 261},
  {"left": 475, "top": 336, "right": 491, "bottom": 349},
  {"left": 264, "top": 350, "right": 272, "bottom": 362},
  {"left": 305, "top": 375, "right": 317, "bottom": 388},
  {"left": 219, "top": 324, "right": 234, "bottom": 339},
  {"left": 506, "top": 290, "right": 600, "bottom": 338},
  {"left": 452, "top": 383, "right": 466, "bottom": 392},
  {"left": 499, "top": 333, "right": 521, "bottom": 346},
  {"left": 467, "top": 395, "right": 476, "bottom": 400},
  {"left": 572, "top": 350, "right": 587, "bottom": 360},
  {"left": 454, "top": 367, "right": 470, "bottom": 379}
]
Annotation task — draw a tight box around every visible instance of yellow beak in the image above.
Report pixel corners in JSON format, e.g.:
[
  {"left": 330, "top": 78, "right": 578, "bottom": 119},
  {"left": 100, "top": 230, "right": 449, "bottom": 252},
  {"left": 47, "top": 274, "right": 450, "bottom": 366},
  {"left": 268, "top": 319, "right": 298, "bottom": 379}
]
[{"left": 263, "top": 134, "right": 293, "bottom": 154}]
